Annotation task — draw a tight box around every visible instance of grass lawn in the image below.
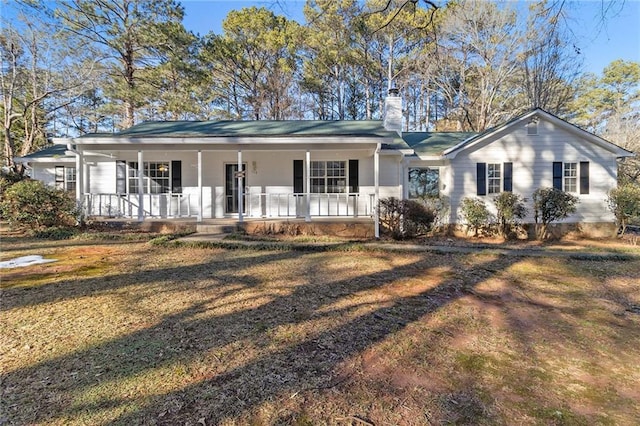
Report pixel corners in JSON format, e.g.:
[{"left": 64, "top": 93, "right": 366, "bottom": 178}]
[{"left": 1, "top": 232, "right": 639, "bottom": 425}]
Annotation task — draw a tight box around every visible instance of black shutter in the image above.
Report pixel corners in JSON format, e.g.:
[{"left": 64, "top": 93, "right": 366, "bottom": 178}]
[
  {"left": 503, "top": 162, "right": 513, "bottom": 192},
  {"left": 116, "top": 161, "right": 126, "bottom": 193},
  {"left": 553, "top": 162, "right": 563, "bottom": 190},
  {"left": 348, "top": 159, "right": 359, "bottom": 193},
  {"left": 171, "top": 160, "right": 182, "bottom": 193},
  {"left": 477, "top": 163, "right": 486, "bottom": 196},
  {"left": 293, "top": 160, "right": 304, "bottom": 193},
  {"left": 580, "top": 161, "right": 590, "bottom": 194}
]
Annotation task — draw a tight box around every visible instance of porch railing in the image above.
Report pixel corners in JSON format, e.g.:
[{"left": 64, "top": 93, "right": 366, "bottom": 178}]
[
  {"left": 83, "top": 192, "right": 374, "bottom": 219},
  {"left": 240, "top": 193, "right": 373, "bottom": 218},
  {"left": 83, "top": 193, "right": 193, "bottom": 218}
]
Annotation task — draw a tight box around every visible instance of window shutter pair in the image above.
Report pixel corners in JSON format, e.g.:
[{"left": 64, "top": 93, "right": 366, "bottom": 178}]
[
  {"left": 476, "top": 162, "right": 512, "bottom": 195},
  {"left": 293, "top": 159, "right": 359, "bottom": 193},
  {"left": 553, "top": 161, "right": 589, "bottom": 193},
  {"left": 116, "top": 160, "right": 182, "bottom": 193}
]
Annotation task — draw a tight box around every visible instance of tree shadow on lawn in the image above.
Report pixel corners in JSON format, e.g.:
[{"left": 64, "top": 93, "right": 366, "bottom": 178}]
[
  {"left": 4, "top": 249, "right": 637, "bottom": 424},
  {"left": 456, "top": 256, "right": 640, "bottom": 423},
  {"left": 2, "top": 248, "right": 519, "bottom": 424}
]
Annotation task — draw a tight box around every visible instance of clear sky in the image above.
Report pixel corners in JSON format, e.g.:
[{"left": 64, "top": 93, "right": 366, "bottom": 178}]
[{"left": 180, "top": 0, "right": 640, "bottom": 76}]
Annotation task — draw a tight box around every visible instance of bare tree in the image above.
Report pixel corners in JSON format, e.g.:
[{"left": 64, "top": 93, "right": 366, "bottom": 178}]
[{"left": 1, "top": 8, "right": 97, "bottom": 173}]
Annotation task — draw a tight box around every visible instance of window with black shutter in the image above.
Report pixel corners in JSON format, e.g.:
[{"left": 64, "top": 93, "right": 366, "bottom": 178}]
[
  {"left": 171, "top": 160, "right": 182, "bottom": 193},
  {"left": 293, "top": 160, "right": 304, "bottom": 193},
  {"left": 553, "top": 162, "right": 563, "bottom": 190},
  {"left": 477, "top": 163, "right": 487, "bottom": 196},
  {"left": 348, "top": 159, "right": 359, "bottom": 193},
  {"left": 503, "top": 162, "right": 513, "bottom": 192},
  {"left": 580, "top": 161, "right": 589, "bottom": 194}
]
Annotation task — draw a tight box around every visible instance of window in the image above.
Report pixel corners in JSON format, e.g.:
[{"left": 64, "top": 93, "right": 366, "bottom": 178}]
[
  {"left": 553, "top": 161, "right": 589, "bottom": 194},
  {"left": 127, "top": 162, "right": 170, "bottom": 194},
  {"left": 527, "top": 120, "right": 538, "bottom": 135},
  {"left": 477, "top": 162, "right": 512, "bottom": 195},
  {"left": 55, "top": 166, "right": 76, "bottom": 192},
  {"left": 311, "top": 161, "right": 347, "bottom": 193},
  {"left": 408, "top": 168, "right": 439, "bottom": 198},
  {"left": 563, "top": 162, "right": 577, "bottom": 193},
  {"left": 487, "top": 163, "right": 501, "bottom": 194}
]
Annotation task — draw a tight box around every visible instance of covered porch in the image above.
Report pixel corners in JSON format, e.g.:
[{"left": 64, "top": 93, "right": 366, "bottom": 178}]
[{"left": 62, "top": 119, "right": 404, "bottom": 238}]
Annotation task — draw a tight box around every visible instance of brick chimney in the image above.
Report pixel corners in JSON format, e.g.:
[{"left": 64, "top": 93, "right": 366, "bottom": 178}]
[{"left": 383, "top": 88, "right": 402, "bottom": 135}]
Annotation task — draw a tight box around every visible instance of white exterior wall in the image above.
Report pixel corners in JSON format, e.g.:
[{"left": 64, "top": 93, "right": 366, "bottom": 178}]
[
  {"left": 29, "top": 162, "right": 76, "bottom": 188},
  {"left": 30, "top": 164, "right": 57, "bottom": 186},
  {"left": 448, "top": 118, "right": 618, "bottom": 224},
  {"left": 80, "top": 148, "right": 401, "bottom": 219}
]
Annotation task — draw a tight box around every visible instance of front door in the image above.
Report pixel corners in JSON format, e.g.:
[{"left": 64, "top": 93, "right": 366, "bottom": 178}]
[{"left": 225, "top": 163, "right": 246, "bottom": 214}]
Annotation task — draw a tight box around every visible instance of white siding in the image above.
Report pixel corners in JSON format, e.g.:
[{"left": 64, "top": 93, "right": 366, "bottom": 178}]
[
  {"left": 89, "top": 160, "right": 116, "bottom": 193},
  {"left": 31, "top": 164, "right": 56, "bottom": 187},
  {"left": 448, "top": 117, "right": 618, "bottom": 224},
  {"left": 80, "top": 148, "right": 401, "bottom": 219}
]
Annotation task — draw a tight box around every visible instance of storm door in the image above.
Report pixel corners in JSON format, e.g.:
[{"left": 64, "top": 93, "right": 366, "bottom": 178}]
[{"left": 225, "top": 163, "right": 246, "bottom": 214}]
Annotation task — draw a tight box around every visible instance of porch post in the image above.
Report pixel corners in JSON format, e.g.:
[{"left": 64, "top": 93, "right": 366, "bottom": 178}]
[
  {"left": 137, "top": 150, "right": 144, "bottom": 222},
  {"left": 402, "top": 158, "right": 409, "bottom": 200},
  {"left": 237, "top": 150, "right": 243, "bottom": 223},
  {"left": 374, "top": 143, "right": 380, "bottom": 239},
  {"left": 197, "top": 150, "right": 202, "bottom": 222},
  {"left": 305, "top": 150, "right": 311, "bottom": 222},
  {"left": 83, "top": 158, "right": 90, "bottom": 195},
  {"left": 75, "top": 150, "right": 83, "bottom": 209}
]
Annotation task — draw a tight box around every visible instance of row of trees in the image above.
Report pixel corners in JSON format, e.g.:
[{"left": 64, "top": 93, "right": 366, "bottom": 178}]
[{"left": 2, "top": 0, "right": 639, "bottom": 178}]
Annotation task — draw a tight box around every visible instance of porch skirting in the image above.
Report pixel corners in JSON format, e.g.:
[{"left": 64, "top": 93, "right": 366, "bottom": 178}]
[{"left": 87, "top": 218, "right": 374, "bottom": 239}]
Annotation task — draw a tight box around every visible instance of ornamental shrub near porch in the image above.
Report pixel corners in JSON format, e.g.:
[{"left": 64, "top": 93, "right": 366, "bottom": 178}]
[{"left": 0, "top": 180, "right": 77, "bottom": 230}]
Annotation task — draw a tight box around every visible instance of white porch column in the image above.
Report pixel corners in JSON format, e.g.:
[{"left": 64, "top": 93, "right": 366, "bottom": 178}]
[
  {"left": 137, "top": 150, "right": 144, "bottom": 222},
  {"left": 197, "top": 150, "right": 203, "bottom": 222},
  {"left": 402, "top": 157, "right": 409, "bottom": 200},
  {"left": 75, "top": 150, "right": 84, "bottom": 209},
  {"left": 305, "top": 150, "right": 311, "bottom": 222},
  {"left": 374, "top": 143, "right": 380, "bottom": 239},
  {"left": 83, "top": 158, "right": 90, "bottom": 195},
  {"left": 237, "top": 150, "right": 243, "bottom": 223}
]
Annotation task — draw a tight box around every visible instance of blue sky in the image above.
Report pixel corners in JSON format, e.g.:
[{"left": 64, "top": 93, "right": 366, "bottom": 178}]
[{"left": 181, "top": 0, "right": 640, "bottom": 75}]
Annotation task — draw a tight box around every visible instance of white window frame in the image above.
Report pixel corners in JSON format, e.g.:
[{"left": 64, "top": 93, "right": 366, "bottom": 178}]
[
  {"left": 487, "top": 163, "right": 502, "bottom": 194},
  {"left": 563, "top": 162, "right": 577, "bottom": 193},
  {"left": 55, "top": 166, "right": 76, "bottom": 192},
  {"left": 127, "top": 162, "right": 171, "bottom": 194},
  {"left": 310, "top": 160, "right": 347, "bottom": 193}
]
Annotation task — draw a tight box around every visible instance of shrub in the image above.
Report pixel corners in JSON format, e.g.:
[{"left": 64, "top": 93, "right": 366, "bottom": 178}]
[
  {"left": 607, "top": 183, "right": 640, "bottom": 236},
  {"left": 460, "top": 197, "right": 492, "bottom": 236},
  {"left": 532, "top": 187, "right": 579, "bottom": 239},
  {"left": 378, "top": 197, "right": 436, "bottom": 239},
  {"left": 0, "top": 170, "right": 25, "bottom": 196},
  {"left": 0, "top": 180, "right": 77, "bottom": 230},
  {"left": 494, "top": 192, "right": 528, "bottom": 238}
]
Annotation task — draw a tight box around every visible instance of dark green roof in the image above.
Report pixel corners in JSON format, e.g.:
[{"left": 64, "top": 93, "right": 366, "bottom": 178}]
[
  {"left": 403, "top": 132, "right": 477, "bottom": 156},
  {"left": 81, "top": 120, "right": 397, "bottom": 138},
  {"left": 18, "top": 144, "right": 71, "bottom": 159}
]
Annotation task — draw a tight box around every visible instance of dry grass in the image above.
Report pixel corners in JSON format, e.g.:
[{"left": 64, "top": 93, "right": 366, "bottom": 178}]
[{"left": 1, "top": 231, "right": 640, "bottom": 425}]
